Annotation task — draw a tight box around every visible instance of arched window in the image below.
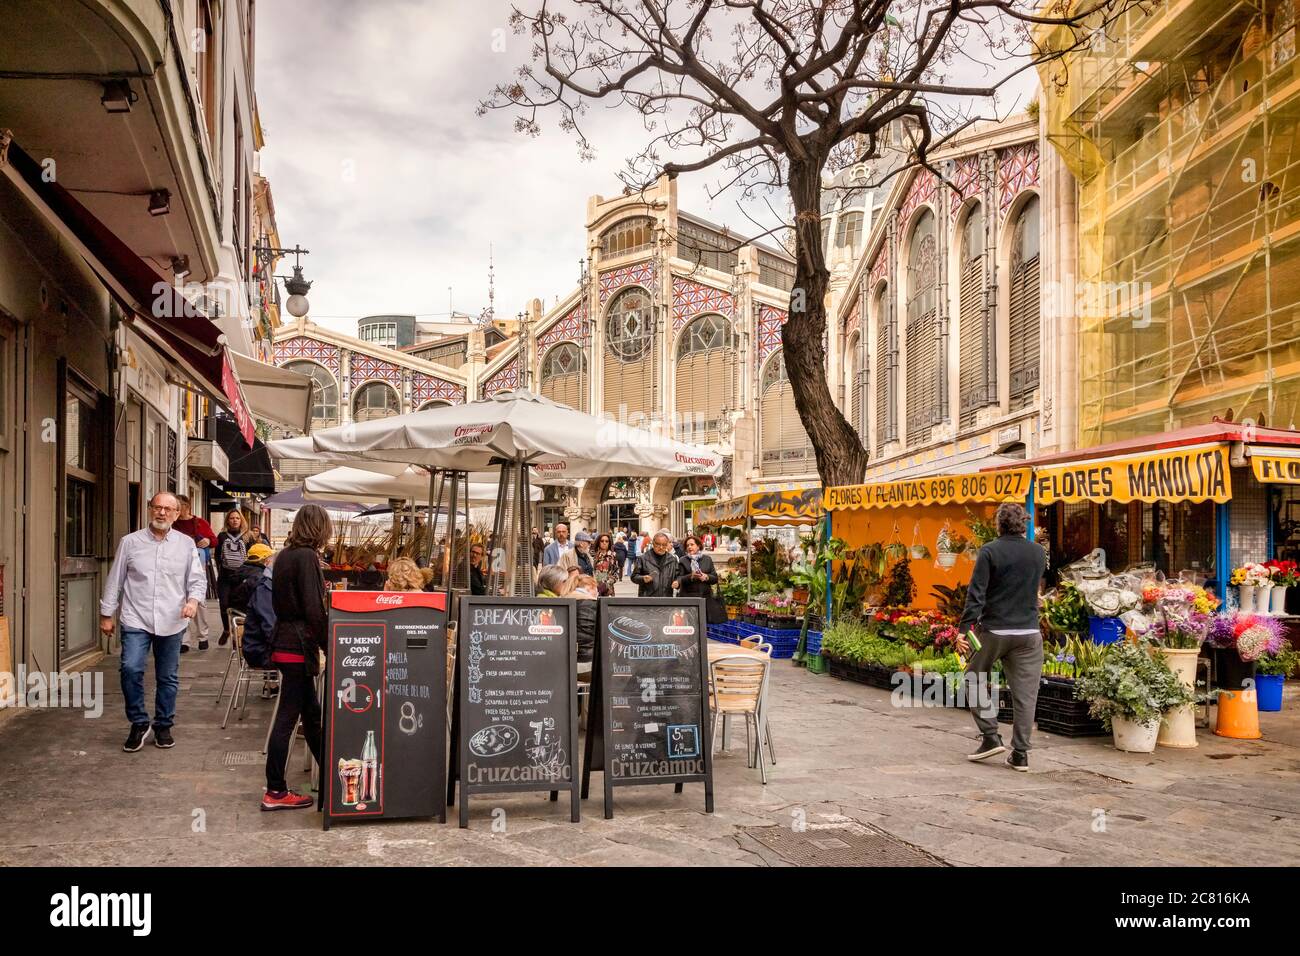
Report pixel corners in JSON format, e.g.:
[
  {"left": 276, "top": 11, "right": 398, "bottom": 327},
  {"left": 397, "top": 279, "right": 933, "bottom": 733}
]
[
  {"left": 1008, "top": 195, "right": 1041, "bottom": 410},
  {"left": 599, "top": 217, "right": 655, "bottom": 258},
  {"left": 844, "top": 331, "right": 863, "bottom": 437},
  {"left": 836, "top": 210, "right": 864, "bottom": 249},
  {"left": 874, "top": 283, "right": 895, "bottom": 452},
  {"left": 760, "top": 350, "right": 814, "bottom": 477},
  {"left": 539, "top": 342, "right": 587, "bottom": 410},
  {"left": 905, "top": 209, "right": 939, "bottom": 443},
  {"left": 417, "top": 399, "right": 451, "bottom": 411},
  {"left": 675, "top": 314, "right": 735, "bottom": 443},
  {"left": 284, "top": 361, "right": 338, "bottom": 427},
  {"left": 352, "top": 381, "right": 400, "bottom": 423},
  {"left": 603, "top": 287, "right": 655, "bottom": 419},
  {"left": 958, "top": 203, "right": 992, "bottom": 426}
]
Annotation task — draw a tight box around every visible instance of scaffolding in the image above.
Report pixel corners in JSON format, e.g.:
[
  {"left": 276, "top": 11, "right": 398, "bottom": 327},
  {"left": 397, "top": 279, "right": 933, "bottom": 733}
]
[{"left": 1040, "top": 0, "right": 1300, "bottom": 445}]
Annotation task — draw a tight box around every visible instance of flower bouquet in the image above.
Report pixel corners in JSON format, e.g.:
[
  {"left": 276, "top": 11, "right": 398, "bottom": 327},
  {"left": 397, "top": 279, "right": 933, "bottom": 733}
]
[
  {"left": 1264, "top": 558, "right": 1298, "bottom": 614},
  {"left": 1230, "top": 563, "right": 1273, "bottom": 613},
  {"left": 1208, "top": 611, "right": 1287, "bottom": 689}
]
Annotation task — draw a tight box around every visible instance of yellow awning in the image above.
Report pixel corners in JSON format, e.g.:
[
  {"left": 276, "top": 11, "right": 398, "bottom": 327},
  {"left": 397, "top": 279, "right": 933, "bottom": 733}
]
[
  {"left": 824, "top": 468, "right": 1032, "bottom": 512},
  {"left": 1250, "top": 447, "right": 1300, "bottom": 484},
  {"left": 1033, "top": 443, "right": 1231, "bottom": 505},
  {"left": 696, "top": 488, "right": 823, "bottom": 527}
]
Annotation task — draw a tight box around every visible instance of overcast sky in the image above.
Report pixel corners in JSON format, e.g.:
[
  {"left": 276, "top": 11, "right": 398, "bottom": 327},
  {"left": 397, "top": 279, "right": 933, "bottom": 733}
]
[{"left": 256, "top": 1, "right": 1036, "bottom": 336}]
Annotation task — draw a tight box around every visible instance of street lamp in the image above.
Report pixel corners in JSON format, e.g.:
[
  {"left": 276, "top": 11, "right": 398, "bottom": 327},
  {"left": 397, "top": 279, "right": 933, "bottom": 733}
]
[{"left": 253, "top": 241, "right": 313, "bottom": 317}]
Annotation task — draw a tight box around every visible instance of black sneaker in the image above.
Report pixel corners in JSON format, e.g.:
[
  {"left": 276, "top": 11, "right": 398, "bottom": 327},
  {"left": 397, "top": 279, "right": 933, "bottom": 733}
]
[
  {"left": 123, "top": 724, "right": 152, "bottom": 752},
  {"left": 198, "top": 640, "right": 209, "bottom": 651},
  {"left": 180, "top": 644, "right": 191, "bottom": 654},
  {"left": 967, "top": 735, "right": 1006, "bottom": 761},
  {"left": 1007, "top": 750, "right": 1029, "bottom": 772},
  {"left": 154, "top": 727, "right": 175, "bottom": 749},
  {"left": 218, "top": 633, "right": 229, "bottom": 646}
]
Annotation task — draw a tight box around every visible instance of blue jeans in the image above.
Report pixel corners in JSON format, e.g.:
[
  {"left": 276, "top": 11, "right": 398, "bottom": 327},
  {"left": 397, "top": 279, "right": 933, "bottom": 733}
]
[{"left": 120, "top": 629, "right": 185, "bottom": 729}]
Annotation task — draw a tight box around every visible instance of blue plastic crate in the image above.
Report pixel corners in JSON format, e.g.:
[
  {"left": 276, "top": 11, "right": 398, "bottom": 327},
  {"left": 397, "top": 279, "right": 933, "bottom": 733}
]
[{"left": 1088, "top": 616, "right": 1125, "bottom": 645}]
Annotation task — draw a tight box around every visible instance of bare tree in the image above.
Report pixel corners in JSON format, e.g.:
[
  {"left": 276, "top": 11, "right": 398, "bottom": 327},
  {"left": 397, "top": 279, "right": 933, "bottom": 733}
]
[{"left": 482, "top": 0, "right": 1135, "bottom": 486}]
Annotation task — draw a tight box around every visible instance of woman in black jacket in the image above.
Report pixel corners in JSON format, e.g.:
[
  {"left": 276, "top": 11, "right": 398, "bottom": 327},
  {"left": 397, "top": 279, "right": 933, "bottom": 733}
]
[
  {"left": 673, "top": 535, "right": 719, "bottom": 598},
  {"left": 263, "top": 504, "right": 332, "bottom": 811}
]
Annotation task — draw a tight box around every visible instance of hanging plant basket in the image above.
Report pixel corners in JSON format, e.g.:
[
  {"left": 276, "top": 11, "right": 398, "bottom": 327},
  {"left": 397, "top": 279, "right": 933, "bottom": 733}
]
[{"left": 936, "top": 551, "right": 958, "bottom": 569}]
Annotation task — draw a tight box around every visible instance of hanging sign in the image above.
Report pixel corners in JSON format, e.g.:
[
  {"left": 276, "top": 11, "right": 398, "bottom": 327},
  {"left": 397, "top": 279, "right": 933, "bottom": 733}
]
[
  {"left": 1251, "top": 452, "right": 1300, "bottom": 485},
  {"left": 823, "top": 468, "right": 1031, "bottom": 511},
  {"left": 1034, "top": 444, "right": 1232, "bottom": 505}
]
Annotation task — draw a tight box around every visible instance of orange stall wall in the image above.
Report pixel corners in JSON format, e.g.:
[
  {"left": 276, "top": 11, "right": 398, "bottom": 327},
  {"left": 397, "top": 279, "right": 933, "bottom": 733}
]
[{"left": 829, "top": 503, "right": 995, "bottom": 611}]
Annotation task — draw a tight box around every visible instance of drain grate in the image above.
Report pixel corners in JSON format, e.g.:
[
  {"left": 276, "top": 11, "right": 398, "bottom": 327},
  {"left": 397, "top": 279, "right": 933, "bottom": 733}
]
[
  {"left": 742, "top": 825, "right": 944, "bottom": 867},
  {"left": 222, "top": 751, "right": 264, "bottom": 766}
]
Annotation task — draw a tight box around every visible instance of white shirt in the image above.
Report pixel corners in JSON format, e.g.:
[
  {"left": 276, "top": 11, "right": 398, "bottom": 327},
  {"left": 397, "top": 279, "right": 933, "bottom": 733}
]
[{"left": 100, "top": 527, "right": 207, "bottom": 636}]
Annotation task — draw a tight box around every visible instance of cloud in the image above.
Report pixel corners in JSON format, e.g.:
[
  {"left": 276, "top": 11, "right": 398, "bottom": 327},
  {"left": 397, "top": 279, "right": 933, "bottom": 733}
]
[{"left": 255, "top": 1, "right": 1038, "bottom": 335}]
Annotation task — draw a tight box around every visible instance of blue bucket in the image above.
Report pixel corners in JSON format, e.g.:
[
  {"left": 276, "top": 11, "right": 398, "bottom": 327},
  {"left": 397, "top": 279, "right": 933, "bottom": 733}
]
[
  {"left": 1256, "top": 673, "right": 1284, "bottom": 712},
  {"left": 1088, "top": 616, "right": 1126, "bottom": 645}
]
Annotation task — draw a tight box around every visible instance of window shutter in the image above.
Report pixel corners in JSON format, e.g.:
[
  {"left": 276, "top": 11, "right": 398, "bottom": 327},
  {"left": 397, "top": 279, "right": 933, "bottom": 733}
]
[{"left": 1009, "top": 253, "right": 1041, "bottom": 409}]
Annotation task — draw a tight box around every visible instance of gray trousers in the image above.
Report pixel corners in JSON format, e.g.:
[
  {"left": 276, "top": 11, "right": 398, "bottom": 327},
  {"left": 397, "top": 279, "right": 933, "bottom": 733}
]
[{"left": 966, "top": 630, "right": 1043, "bottom": 754}]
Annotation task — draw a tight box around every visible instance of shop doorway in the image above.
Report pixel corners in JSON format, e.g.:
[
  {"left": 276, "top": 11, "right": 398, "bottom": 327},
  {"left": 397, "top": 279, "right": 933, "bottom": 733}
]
[{"left": 600, "top": 478, "right": 640, "bottom": 535}]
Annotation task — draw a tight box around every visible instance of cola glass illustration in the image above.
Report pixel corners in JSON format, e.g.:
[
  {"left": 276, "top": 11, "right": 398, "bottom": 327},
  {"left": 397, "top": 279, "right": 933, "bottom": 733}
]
[
  {"left": 338, "top": 759, "right": 362, "bottom": 806},
  {"left": 361, "top": 730, "right": 379, "bottom": 802}
]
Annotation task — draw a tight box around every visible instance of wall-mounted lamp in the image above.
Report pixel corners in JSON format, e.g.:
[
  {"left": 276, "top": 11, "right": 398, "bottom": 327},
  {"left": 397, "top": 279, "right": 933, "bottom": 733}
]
[
  {"left": 148, "top": 189, "right": 171, "bottom": 216},
  {"left": 101, "top": 80, "right": 137, "bottom": 114}
]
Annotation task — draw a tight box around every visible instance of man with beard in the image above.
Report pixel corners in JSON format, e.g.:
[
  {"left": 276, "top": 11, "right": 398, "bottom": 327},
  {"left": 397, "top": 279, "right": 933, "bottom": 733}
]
[{"left": 100, "top": 492, "right": 207, "bottom": 752}]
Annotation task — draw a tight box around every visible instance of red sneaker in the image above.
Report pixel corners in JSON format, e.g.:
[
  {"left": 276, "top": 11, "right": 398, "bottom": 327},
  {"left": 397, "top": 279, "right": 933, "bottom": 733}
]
[{"left": 261, "top": 790, "right": 313, "bottom": 811}]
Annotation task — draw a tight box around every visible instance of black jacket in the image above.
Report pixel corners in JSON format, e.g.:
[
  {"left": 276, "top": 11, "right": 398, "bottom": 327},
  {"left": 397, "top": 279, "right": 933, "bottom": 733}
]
[
  {"left": 271, "top": 546, "right": 328, "bottom": 673},
  {"left": 633, "top": 548, "right": 679, "bottom": 598},
  {"left": 673, "top": 553, "right": 718, "bottom": 598},
  {"left": 959, "top": 534, "right": 1046, "bottom": 633},
  {"left": 470, "top": 564, "right": 487, "bottom": 596},
  {"left": 613, "top": 541, "right": 628, "bottom": 565},
  {"left": 574, "top": 598, "right": 596, "bottom": 663},
  {"left": 575, "top": 549, "right": 594, "bottom": 576},
  {"left": 227, "top": 561, "right": 267, "bottom": 613}
]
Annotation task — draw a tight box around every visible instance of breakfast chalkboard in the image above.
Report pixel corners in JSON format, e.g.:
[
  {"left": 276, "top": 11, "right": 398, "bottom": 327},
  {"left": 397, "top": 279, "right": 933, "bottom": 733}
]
[
  {"left": 583, "top": 597, "right": 713, "bottom": 819},
  {"left": 456, "top": 596, "right": 580, "bottom": 828},
  {"left": 322, "top": 591, "right": 448, "bottom": 829}
]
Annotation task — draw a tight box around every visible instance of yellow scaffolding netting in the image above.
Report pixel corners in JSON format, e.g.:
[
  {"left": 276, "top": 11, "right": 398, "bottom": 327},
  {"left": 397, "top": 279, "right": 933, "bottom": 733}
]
[{"left": 1038, "top": 0, "right": 1300, "bottom": 446}]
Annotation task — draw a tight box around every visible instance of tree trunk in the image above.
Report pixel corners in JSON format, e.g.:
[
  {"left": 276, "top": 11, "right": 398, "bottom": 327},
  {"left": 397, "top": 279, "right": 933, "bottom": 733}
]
[{"left": 781, "top": 160, "right": 869, "bottom": 488}]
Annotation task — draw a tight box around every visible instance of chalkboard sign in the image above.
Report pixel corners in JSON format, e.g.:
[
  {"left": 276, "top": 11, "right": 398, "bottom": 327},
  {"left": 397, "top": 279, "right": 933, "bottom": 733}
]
[
  {"left": 457, "top": 596, "right": 580, "bottom": 828},
  {"left": 583, "top": 597, "right": 713, "bottom": 819},
  {"left": 322, "top": 591, "right": 448, "bottom": 829}
]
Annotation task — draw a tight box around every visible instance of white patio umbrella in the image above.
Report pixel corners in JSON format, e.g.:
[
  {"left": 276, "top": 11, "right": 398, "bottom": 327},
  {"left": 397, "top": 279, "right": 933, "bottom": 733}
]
[
  {"left": 303, "top": 466, "right": 542, "bottom": 505},
  {"left": 267, "top": 389, "right": 723, "bottom": 479},
  {"left": 267, "top": 390, "right": 721, "bottom": 593}
]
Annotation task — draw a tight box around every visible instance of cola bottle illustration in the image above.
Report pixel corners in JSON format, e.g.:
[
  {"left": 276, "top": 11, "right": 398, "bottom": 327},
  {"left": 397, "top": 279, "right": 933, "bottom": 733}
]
[{"left": 361, "top": 730, "right": 379, "bottom": 803}]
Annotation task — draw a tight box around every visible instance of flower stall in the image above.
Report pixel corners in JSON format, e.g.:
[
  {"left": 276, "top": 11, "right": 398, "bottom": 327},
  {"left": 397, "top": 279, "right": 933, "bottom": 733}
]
[{"left": 695, "top": 488, "right": 825, "bottom": 659}]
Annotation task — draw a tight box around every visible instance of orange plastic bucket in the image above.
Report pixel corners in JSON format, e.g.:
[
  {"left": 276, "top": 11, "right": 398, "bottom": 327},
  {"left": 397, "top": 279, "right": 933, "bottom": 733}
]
[{"left": 1214, "top": 688, "right": 1262, "bottom": 740}]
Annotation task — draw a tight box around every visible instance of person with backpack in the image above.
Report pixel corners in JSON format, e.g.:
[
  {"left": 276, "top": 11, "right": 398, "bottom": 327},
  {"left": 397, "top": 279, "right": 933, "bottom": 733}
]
[
  {"left": 215, "top": 510, "right": 252, "bottom": 647},
  {"left": 238, "top": 550, "right": 277, "bottom": 700},
  {"left": 264, "top": 504, "right": 331, "bottom": 811},
  {"left": 228, "top": 543, "right": 274, "bottom": 616}
]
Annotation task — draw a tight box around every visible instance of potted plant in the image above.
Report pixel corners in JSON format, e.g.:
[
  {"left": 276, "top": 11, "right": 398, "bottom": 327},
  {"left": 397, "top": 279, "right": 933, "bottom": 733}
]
[
  {"left": 1074, "top": 639, "right": 1194, "bottom": 753},
  {"left": 1229, "top": 563, "right": 1271, "bottom": 613},
  {"left": 965, "top": 508, "right": 997, "bottom": 558},
  {"left": 1256, "top": 645, "right": 1298, "bottom": 712},
  {"left": 1148, "top": 589, "right": 1212, "bottom": 748},
  {"left": 935, "top": 526, "right": 967, "bottom": 569},
  {"left": 1207, "top": 612, "right": 1286, "bottom": 689},
  {"left": 1264, "top": 559, "right": 1298, "bottom": 615}
]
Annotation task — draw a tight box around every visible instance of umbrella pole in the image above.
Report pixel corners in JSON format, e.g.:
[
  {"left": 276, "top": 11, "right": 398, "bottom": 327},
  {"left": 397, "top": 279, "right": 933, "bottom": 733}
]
[
  {"left": 424, "top": 470, "right": 444, "bottom": 571},
  {"left": 520, "top": 464, "right": 533, "bottom": 597},
  {"left": 443, "top": 470, "right": 460, "bottom": 590},
  {"left": 746, "top": 513, "right": 753, "bottom": 606},
  {"left": 489, "top": 460, "right": 509, "bottom": 595}
]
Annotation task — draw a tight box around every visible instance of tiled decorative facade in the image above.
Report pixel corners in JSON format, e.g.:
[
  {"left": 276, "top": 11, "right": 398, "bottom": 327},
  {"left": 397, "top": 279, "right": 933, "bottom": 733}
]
[
  {"left": 997, "top": 143, "right": 1040, "bottom": 217},
  {"left": 411, "top": 373, "right": 464, "bottom": 405},
  {"left": 537, "top": 301, "right": 587, "bottom": 349},
  {"left": 898, "top": 169, "right": 938, "bottom": 226},
  {"left": 949, "top": 156, "right": 980, "bottom": 219},
  {"left": 274, "top": 336, "right": 340, "bottom": 375},
  {"left": 479, "top": 356, "right": 519, "bottom": 398},
  {"left": 598, "top": 260, "right": 656, "bottom": 305},
  {"left": 757, "top": 304, "right": 788, "bottom": 364},
  {"left": 349, "top": 353, "right": 403, "bottom": 388},
  {"left": 671, "top": 277, "right": 733, "bottom": 333}
]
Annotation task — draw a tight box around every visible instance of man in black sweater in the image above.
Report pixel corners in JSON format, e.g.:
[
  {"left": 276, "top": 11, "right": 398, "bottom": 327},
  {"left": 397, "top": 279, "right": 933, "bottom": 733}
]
[{"left": 956, "top": 502, "right": 1046, "bottom": 772}]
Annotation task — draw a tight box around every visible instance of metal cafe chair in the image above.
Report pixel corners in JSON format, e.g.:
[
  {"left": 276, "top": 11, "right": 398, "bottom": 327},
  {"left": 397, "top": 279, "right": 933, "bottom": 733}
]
[
  {"left": 214, "top": 610, "right": 246, "bottom": 706},
  {"left": 219, "top": 613, "right": 281, "bottom": 733},
  {"left": 709, "top": 650, "right": 775, "bottom": 784}
]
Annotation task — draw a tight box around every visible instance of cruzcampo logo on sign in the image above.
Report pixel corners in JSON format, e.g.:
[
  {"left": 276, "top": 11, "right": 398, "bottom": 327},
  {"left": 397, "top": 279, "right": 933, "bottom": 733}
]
[{"left": 1034, "top": 445, "right": 1232, "bottom": 505}]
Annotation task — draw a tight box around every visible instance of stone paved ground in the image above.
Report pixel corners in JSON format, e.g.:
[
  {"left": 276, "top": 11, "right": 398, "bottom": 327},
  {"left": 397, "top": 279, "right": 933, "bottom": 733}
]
[{"left": 2, "top": 600, "right": 1299, "bottom": 866}]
